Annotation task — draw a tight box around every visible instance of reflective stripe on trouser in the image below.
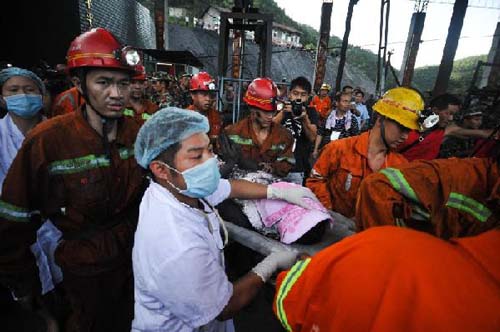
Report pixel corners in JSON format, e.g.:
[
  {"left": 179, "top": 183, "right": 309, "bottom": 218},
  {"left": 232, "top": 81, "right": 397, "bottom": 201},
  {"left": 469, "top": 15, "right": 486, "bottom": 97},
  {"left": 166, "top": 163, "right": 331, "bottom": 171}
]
[
  {"left": 276, "top": 258, "right": 312, "bottom": 332},
  {"left": 445, "top": 192, "right": 492, "bottom": 223},
  {"left": 380, "top": 168, "right": 430, "bottom": 222}
]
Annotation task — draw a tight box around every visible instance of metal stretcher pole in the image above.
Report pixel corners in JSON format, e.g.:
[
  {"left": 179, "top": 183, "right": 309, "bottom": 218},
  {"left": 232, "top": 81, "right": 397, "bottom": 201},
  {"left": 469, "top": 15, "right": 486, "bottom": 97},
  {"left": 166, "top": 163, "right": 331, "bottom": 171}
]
[{"left": 225, "top": 211, "right": 356, "bottom": 256}]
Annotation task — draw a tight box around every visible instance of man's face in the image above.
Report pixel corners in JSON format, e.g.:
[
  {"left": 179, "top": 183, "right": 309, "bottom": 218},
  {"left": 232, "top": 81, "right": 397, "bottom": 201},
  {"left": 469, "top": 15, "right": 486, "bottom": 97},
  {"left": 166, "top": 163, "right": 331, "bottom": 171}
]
[
  {"left": 169, "top": 133, "right": 213, "bottom": 190},
  {"left": 319, "top": 89, "right": 328, "bottom": 97},
  {"left": 83, "top": 69, "right": 130, "bottom": 118},
  {"left": 289, "top": 86, "right": 309, "bottom": 104},
  {"left": 130, "top": 79, "right": 145, "bottom": 99},
  {"left": 337, "top": 94, "right": 351, "bottom": 111},
  {"left": 436, "top": 104, "right": 460, "bottom": 128},
  {"left": 152, "top": 80, "right": 166, "bottom": 93},
  {"left": 354, "top": 92, "right": 364, "bottom": 104},
  {"left": 191, "top": 90, "right": 212, "bottom": 112},
  {"left": 382, "top": 118, "right": 411, "bottom": 149},
  {"left": 463, "top": 115, "right": 482, "bottom": 129},
  {"left": 251, "top": 107, "right": 274, "bottom": 129},
  {"left": 180, "top": 77, "right": 190, "bottom": 89}
]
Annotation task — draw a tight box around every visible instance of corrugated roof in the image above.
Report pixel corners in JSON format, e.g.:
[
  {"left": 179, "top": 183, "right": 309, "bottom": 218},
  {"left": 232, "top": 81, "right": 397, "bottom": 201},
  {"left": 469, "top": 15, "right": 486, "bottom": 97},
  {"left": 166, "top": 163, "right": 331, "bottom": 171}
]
[{"left": 272, "top": 22, "right": 301, "bottom": 35}]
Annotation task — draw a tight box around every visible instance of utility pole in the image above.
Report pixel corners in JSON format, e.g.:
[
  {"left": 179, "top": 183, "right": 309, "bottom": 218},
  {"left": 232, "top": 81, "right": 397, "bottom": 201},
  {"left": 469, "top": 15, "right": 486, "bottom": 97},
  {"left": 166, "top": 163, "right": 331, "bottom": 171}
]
[
  {"left": 400, "top": 0, "right": 428, "bottom": 86},
  {"left": 335, "top": 0, "right": 359, "bottom": 93},
  {"left": 480, "top": 21, "right": 500, "bottom": 88},
  {"left": 375, "top": 0, "right": 390, "bottom": 96},
  {"left": 313, "top": 0, "right": 333, "bottom": 92},
  {"left": 164, "top": 0, "right": 169, "bottom": 49},
  {"left": 433, "top": 0, "right": 468, "bottom": 96},
  {"left": 154, "top": 0, "right": 165, "bottom": 50}
]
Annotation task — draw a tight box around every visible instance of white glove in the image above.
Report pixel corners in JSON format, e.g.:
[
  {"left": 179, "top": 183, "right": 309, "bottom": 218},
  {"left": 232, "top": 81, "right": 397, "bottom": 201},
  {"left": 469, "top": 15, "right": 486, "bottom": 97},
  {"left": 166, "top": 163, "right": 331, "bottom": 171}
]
[
  {"left": 267, "top": 184, "right": 319, "bottom": 209},
  {"left": 252, "top": 250, "right": 298, "bottom": 282}
]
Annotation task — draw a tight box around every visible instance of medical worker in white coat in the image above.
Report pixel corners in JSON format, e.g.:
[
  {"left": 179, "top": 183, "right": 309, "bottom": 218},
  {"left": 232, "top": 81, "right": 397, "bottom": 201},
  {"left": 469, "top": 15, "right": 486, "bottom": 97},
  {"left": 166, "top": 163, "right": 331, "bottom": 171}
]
[{"left": 132, "top": 107, "right": 318, "bottom": 331}]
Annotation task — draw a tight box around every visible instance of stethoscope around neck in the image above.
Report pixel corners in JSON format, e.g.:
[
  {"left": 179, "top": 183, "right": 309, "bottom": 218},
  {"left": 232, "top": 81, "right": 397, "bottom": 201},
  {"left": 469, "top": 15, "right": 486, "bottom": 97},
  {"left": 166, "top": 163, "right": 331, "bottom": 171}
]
[{"left": 197, "top": 199, "right": 229, "bottom": 250}]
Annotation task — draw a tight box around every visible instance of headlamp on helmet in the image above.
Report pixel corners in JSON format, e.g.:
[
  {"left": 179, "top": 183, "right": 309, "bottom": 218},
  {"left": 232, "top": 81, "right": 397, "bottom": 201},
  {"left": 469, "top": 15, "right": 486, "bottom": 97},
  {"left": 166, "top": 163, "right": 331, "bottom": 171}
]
[
  {"left": 207, "top": 82, "right": 216, "bottom": 90},
  {"left": 417, "top": 108, "right": 439, "bottom": 131},
  {"left": 119, "top": 47, "right": 141, "bottom": 66}
]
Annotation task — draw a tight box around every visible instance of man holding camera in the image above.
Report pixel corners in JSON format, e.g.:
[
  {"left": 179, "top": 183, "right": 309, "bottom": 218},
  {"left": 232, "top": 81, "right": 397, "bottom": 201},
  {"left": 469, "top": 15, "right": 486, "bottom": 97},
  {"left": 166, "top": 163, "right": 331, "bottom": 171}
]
[{"left": 273, "top": 77, "right": 319, "bottom": 184}]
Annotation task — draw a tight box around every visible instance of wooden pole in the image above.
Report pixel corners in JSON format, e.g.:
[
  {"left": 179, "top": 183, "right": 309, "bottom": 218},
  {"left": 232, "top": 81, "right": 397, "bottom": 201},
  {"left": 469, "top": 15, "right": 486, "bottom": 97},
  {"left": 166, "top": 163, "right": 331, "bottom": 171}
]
[
  {"left": 335, "top": 0, "right": 359, "bottom": 93},
  {"left": 433, "top": 0, "right": 468, "bottom": 96},
  {"left": 313, "top": 1, "right": 333, "bottom": 92}
]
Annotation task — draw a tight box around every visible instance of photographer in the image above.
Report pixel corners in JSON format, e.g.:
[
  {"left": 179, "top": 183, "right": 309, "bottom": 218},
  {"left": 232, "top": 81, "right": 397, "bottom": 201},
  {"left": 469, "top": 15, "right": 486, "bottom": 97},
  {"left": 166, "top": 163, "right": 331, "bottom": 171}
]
[{"left": 273, "top": 76, "right": 319, "bottom": 184}]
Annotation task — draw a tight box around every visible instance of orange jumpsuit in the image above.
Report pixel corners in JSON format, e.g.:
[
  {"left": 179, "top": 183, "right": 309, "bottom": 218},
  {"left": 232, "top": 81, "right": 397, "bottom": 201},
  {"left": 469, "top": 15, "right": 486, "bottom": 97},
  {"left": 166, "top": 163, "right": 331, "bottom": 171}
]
[
  {"left": 274, "top": 227, "right": 500, "bottom": 332},
  {"left": 309, "top": 95, "right": 332, "bottom": 120},
  {"left": 223, "top": 116, "right": 295, "bottom": 177},
  {"left": 50, "top": 86, "right": 84, "bottom": 118},
  {"left": 0, "top": 108, "right": 146, "bottom": 331},
  {"left": 124, "top": 99, "right": 159, "bottom": 125},
  {"left": 306, "top": 131, "right": 408, "bottom": 217},
  {"left": 356, "top": 158, "right": 500, "bottom": 239},
  {"left": 187, "top": 104, "right": 222, "bottom": 141}
]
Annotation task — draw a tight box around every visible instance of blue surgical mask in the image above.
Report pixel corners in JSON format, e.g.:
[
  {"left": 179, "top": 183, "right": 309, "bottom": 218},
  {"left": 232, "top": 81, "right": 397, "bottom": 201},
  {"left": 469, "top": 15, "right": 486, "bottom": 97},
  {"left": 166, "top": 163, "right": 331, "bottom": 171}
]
[
  {"left": 4, "top": 94, "right": 43, "bottom": 119},
  {"left": 160, "top": 156, "right": 221, "bottom": 198}
]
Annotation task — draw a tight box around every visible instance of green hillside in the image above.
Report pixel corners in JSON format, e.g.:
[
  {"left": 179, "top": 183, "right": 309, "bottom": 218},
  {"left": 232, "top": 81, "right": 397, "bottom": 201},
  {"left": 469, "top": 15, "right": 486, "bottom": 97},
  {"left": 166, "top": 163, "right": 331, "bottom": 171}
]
[{"left": 412, "top": 55, "right": 488, "bottom": 95}]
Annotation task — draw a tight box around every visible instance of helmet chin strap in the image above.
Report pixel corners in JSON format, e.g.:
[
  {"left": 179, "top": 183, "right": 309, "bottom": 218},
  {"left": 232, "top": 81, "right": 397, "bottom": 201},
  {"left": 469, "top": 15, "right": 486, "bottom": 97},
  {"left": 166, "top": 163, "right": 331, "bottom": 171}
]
[{"left": 379, "top": 117, "right": 391, "bottom": 150}]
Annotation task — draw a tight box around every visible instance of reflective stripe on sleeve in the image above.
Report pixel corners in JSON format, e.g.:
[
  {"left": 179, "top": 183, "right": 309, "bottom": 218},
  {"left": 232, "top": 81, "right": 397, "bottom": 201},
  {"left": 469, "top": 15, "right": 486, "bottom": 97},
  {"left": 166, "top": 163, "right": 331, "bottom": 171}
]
[
  {"left": 380, "top": 168, "right": 430, "bottom": 221},
  {"left": 0, "top": 200, "right": 39, "bottom": 222},
  {"left": 276, "top": 258, "right": 312, "bottom": 332},
  {"left": 228, "top": 135, "right": 253, "bottom": 146},
  {"left": 446, "top": 192, "right": 492, "bottom": 222},
  {"left": 271, "top": 143, "right": 286, "bottom": 151},
  {"left": 123, "top": 109, "right": 135, "bottom": 117},
  {"left": 277, "top": 156, "right": 296, "bottom": 165},
  {"left": 118, "top": 147, "right": 135, "bottom": 160}
]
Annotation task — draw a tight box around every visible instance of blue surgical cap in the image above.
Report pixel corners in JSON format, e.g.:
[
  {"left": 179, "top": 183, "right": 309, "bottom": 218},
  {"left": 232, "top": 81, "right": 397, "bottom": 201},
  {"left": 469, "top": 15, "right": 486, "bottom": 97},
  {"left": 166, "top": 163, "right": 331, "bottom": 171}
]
[
  {"left": 0, "top": 67, "right": 46, "bottom": 95},
  {"left": 135, "top": 107, "right": 210, "bottom": 169}
]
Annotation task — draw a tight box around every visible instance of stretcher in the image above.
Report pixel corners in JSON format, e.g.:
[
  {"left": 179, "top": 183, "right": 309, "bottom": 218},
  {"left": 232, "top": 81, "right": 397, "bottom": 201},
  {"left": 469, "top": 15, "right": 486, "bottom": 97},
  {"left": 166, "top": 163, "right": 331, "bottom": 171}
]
[{"left": 225, "top": 211, "right": 356, "bottom": 256}]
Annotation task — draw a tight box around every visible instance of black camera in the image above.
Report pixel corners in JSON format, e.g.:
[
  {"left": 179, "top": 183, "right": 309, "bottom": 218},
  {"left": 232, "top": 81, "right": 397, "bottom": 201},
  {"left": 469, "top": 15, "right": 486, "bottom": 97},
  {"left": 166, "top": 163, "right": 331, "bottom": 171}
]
[{"left": 291, "top": 99, "right": 304, "bottom": 117}]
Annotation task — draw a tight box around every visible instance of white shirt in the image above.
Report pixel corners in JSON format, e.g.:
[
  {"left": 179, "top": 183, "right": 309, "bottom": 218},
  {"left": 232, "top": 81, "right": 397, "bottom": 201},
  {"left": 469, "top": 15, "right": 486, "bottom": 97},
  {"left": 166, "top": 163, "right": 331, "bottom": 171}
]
[
  {"left": 0, "top": 113, "right": 24, "bottom": 192},
  {"left": 354, "top": 103, "right": 370, "bottom": 128},
  {"left": 132, "top": 179, "right": 234, "bottom": 332}
]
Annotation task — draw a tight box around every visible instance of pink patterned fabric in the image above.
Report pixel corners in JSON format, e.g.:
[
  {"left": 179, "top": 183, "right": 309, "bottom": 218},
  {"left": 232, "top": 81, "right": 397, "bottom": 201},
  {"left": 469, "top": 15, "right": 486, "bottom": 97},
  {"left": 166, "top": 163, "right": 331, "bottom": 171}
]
[{"left": 255, "top": 182, "right": 332, "bottom": 244}]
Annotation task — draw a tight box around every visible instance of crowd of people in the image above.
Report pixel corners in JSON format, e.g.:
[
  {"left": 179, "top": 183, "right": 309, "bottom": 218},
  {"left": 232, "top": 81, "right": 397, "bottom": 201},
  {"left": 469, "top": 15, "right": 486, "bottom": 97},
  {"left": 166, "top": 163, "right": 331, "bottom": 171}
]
[{"left": 0, "top": 27, "right": 499, "bottom": 332}]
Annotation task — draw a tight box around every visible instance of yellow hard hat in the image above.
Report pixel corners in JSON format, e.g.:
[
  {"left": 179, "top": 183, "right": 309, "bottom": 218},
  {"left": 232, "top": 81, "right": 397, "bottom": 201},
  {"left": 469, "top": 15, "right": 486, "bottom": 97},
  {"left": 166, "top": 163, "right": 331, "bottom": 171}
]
[
  {"left": 320, "top": 83, "right": 331, "bottom": 91},
  {"left": 372, "top": 87, "right": 425, "bottom": 131}
]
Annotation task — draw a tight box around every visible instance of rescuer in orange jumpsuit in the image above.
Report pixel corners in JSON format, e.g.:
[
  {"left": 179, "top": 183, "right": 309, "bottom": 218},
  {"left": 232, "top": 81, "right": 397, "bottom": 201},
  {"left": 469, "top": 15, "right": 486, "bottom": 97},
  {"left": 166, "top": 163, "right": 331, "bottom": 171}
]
[
  {"left": 0, "top": 28, "right": 146, "bottom": 331},
  {"left": 124, "top": 65, "right": 158, "bottom": 124},
  {"left": 356, "top": 156, "right": 500, "bottom": 239},
  {"left": 306, "top": 87, "right": 436, "bottom": 218},
  {"left": 186, "top": 71, "right": 222, "bottom": 142},
  {"left": 219, "top": 77, "right": 295, "bottom": 178},
  {"left": 309, "top": 83, "right": 332, "bottom": 121},
  {"left": 50, "top": 86, "right": 84, "bottom": 118},
  {"left": 273, "top": 226, "right": 500, "bottom": 332}
]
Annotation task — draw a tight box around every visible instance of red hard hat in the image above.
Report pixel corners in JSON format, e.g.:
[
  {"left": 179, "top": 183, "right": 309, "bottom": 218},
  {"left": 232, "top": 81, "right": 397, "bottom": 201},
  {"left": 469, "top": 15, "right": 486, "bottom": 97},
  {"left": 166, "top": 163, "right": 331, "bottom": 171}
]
[
  {"left": 132, "top": 65, "right": 147, "bottom": 81},
  {"left": 66, "top": 28, "right": 141, "bottom": 73},
  {"left": 190, "top": 72, "right": 217, "bottom": 91},
  {"left": 243, "top": 77, "right": 278, "bottom": 112}
]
